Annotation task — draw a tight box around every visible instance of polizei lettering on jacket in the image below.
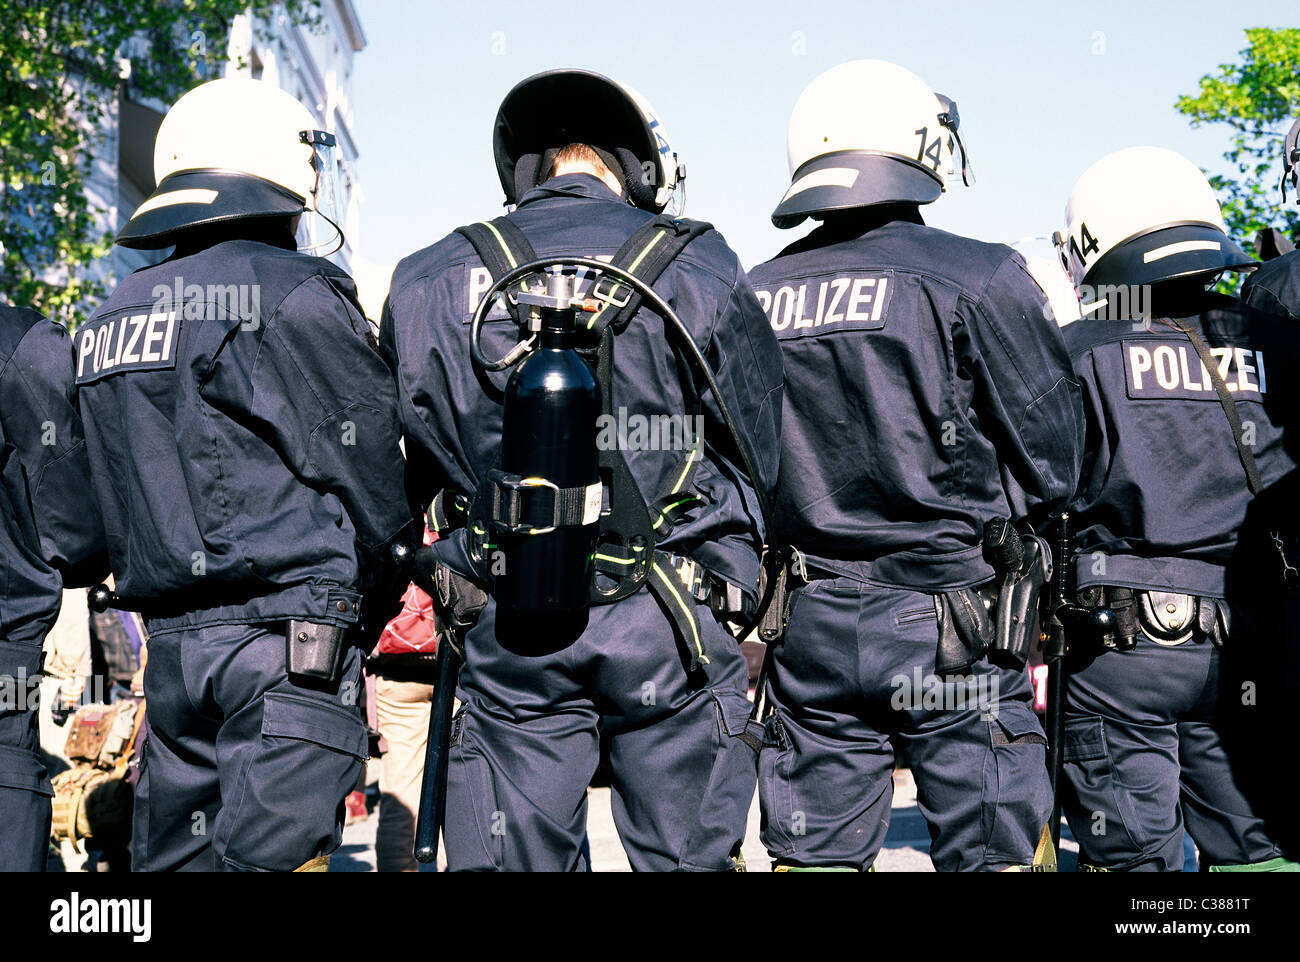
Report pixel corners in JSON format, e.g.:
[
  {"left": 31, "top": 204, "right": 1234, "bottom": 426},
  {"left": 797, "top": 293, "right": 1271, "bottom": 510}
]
[
  {"left": 75, "top": 310, "right": 179, "bottom": 385},
  {"left": 465, "top": 258, "right": 614, "bottom": 321},
  {"left": 1123, "top": 339, "right": 1267, "bottom": 401},
  {"left": 753, "top": 271, "right": 894, "bottom": 339}
]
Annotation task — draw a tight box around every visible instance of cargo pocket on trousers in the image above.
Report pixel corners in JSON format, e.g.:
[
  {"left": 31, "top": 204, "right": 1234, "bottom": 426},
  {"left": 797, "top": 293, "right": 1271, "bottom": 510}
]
[
  {"left": 0, "top": 639, "right": 43, "bottom": 739},
  {"left": 447, "top": 705, "right": 505, "bottom": 871},
  {"left": 260, "top": 692, "right": 369, "bottom": 759},
  {"left": 758, "top": 710, "right": 797, "bottom": 858},
  {"left": 677, "top": 689, "right": 763, "bottom": 871},
  {"left": 218, "top": 691, "right": 367, "bottom": 870},
  {"left": 1061, "top": 716, "right": 1142, "bottom": 858},
  {"left": 0, "top": 744, "right": 53, "bottom": 796},
  {"left": 983, "top": 705, "right": 1050, "bottom": 865}
]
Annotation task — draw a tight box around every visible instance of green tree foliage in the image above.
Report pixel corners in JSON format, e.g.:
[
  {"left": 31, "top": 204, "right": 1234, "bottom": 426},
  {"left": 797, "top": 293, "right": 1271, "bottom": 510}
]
[
  {"left": 0, "top": 0, "right": 320, "bottom": 325},
  {"left": 1176, "top": 27, "right": 1300, "bottom": 275}
]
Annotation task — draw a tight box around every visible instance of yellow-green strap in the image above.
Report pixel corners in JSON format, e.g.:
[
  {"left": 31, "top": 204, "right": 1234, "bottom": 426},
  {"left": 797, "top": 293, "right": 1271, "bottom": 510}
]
[
  {"left": 478, "top": 220, "right": 519, "bottom": 269},
  {"left": 651, "top": 560, "right": 707, "bottom": 668},
  {"left": 587, "top": 229, "right": 669, "bottom": 330}
]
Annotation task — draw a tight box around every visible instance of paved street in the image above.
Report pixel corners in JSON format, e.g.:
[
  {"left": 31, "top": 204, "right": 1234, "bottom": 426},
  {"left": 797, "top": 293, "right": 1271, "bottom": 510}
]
[{"left": 333, "top": 766, "right": 1092, "bottom": 872}]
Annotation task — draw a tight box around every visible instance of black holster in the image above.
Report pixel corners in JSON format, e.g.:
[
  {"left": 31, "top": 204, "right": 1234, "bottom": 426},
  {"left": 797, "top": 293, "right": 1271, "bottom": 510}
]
[
  {"left": 758, "top": 562, "right": 790, "bottom": 645},
  {"left": 286, "top": 621, "right": 348, "bottom": 683},
  {"left": 757, "top": 548, "right": 806, "bottom": 645},
  {"left": 988, "top": 534, "right": 1052, "bottom": 668},
  {"left": 934, "top": 586, "right": 995, "bottom": 675}
]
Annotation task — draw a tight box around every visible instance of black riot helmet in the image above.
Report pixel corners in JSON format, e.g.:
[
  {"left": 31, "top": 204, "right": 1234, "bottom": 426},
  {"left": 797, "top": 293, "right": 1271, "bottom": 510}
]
[{"left": 492, "top": 69, "right": 683, "bottom": 212}]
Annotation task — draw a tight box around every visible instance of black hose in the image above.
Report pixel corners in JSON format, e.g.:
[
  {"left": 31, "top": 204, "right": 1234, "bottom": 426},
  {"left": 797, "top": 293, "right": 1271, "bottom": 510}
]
[{"left": 469, "top": 256, "right": 776, "bottom": 567}]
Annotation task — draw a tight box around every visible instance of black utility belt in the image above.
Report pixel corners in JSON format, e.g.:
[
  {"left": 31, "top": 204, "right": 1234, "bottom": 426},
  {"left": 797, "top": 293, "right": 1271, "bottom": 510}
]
[{"left": 1073, "top": 585, "right": 1228, "bottom": 651}]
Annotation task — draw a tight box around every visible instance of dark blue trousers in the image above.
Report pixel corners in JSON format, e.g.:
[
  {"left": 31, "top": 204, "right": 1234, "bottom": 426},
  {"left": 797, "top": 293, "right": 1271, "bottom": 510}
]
[
  {"left": 445, "top": 588, "right": 759, "bottom": 871},
  {"left": 0, "top": 634, "right": 51, "bottom": 872},
  {"left": 1062, "top": 621, "right": 1288, "bottom": 871},
  {"left": 758, "top": 578, "right": 1051, "bottom": 871},
  {"left": 132, "top": 623, "right": 366, "bottom": 871}
]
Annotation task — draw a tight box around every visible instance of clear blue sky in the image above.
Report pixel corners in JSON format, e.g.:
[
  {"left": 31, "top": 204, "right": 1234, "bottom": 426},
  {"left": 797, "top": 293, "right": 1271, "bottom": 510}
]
[{"left": 351, "top": 0, "right": 1297, "bottom": 271}]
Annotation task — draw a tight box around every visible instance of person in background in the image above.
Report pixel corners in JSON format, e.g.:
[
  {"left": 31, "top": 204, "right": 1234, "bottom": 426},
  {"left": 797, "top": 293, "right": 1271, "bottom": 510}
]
[{"left": 367, "top": 527, "right": 440, "bottom": 871}]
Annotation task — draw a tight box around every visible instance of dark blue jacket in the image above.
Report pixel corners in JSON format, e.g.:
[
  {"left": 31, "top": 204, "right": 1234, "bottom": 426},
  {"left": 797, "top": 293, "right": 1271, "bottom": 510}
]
[
  {"left": 1, "top": 304, "right": 105, "bottom": 815},
  {"left": 0, "top": 306, "right": 106, "bottom": 646},
  {"left": 75, "top": 237, "right": 417, "bottom": 633},
  {"left": 749, "top": 212, "right": 1084, "bottom": 591},
  {"left": 1064, "top": 295, "right": 1300, "bottom": 598},
  {"left": 380, "top": 174, "right": 783, "bottom": 596},
  {"left": 1242, "top": 250, "right": 1300, "bottom": 323}
]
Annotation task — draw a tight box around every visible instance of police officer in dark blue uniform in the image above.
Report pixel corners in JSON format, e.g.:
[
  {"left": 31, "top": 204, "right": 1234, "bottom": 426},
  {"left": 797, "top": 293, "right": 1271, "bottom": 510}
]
[
  {"left": 1055, "top": 145, "right": 1298, "bottom": 871},
  {"left": 381, "top": 69, "right": 783, "bottom": 871},
  {"left": 750, "top": 61, "right": 1083, "bottom": 871},
  {"left": 76, "top": 78, "right": 417, "bottom": 872},
  {"left": 1242, "top": 117, "right": 1300, "bottom": 322},
  {"left": 1, "top": 305, "right": 106, "bottom": 871}
]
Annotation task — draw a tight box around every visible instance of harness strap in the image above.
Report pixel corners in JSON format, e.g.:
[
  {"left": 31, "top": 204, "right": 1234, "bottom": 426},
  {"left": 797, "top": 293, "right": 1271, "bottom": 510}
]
[
  {"left": 646, "top": 549, "right": 709, "bottom": 674},
  {"left": 586, "top": 215, "right": 714, "bottom": 335},
  {"left": 647, "top": 435, "right": 706, "bottom": 538},
  {"left": 456, "top": 218, "right": 533, "bottom": 277},
  {"left": 1168, "top": 318, "right": 1296, "bottom": 589},
  {"left": 455, "top": 218, "right": 535, "bottom": 323},
  {"left": 1169, "top": 319, "right": 1263, "bottom": 495},
  {"left": 428, "top": 489, "right": 470, "bottom": 535},
  {"left": 453, "top": 213, "right": 733, "bottom": 641},
  {"left": 477, "top": 469, "right": 597, "bottom": 534}
]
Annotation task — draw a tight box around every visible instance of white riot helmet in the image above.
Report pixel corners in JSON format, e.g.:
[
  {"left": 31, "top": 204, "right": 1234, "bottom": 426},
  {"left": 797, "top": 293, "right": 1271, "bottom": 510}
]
[
  {"left": 118, "top": 78, "right": 344, "bottom": 254},
  {"left": 493, "top": 69, "right": 684, "bottom": 213},
  {"left": 1055, "top": 147, "right": 1254, "bottom": 299},
  {"left": 772, "top": 60, "right": 972, "bottom": 229}
]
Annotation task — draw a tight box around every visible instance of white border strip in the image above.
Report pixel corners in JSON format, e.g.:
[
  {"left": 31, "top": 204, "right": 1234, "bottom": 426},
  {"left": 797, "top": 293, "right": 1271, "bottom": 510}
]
[
  {"left": 131, "top": 188, "right": 219, "bottom": 217},
  {"left": 1143, "top": 239, "right": 1221, "bottom": 263},
  {"left": 782, "top": 166, "right": 860, "bottom": 200}
]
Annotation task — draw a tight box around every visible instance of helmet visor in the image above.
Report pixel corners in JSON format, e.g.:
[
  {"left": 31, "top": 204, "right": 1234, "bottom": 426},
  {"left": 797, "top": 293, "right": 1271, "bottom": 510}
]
[
  {"left": 297, "top": 130, "right": 345, "bottom": 255},
  {"left": 935, "top": 94, "right": 974, "bottom": 186},
  {"left": 1284, "top": 117, "right": 1300, "bottom": 202}
]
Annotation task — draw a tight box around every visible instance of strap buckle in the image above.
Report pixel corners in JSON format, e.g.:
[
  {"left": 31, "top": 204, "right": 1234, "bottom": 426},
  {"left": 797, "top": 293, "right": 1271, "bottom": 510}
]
[
  {"left": 664, "top": 552, "right": 709, "bottom": 603},
  {"left": 489, "top": 473, "right": 561, "bottom": 535},
  {"left": 590, "top": 275, "right": 634, "bottom": 309}
]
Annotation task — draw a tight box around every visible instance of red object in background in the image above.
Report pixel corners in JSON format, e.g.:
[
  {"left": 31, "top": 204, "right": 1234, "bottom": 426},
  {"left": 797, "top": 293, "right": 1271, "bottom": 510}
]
[
  {"left": 374, "top": 528, "right": 441, "bottom": 657},
  {"left": 344, "top": 790, "right": 368, "bottom": 824},
  {"left": 375, "top": 584, "right": 439, "bottom": 656}
]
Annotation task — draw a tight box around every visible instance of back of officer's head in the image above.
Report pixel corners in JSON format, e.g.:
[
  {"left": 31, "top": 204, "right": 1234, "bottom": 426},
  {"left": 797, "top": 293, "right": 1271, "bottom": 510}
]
[
  {"left": 493, "top": 69, "right": 682, "bottom": 213},
  {"left": 540, "top": 143, "right": 624, "bottom": 196}
]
